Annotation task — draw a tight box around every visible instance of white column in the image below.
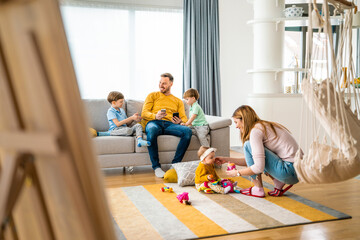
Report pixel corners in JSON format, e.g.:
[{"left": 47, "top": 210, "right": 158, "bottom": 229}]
[
  {"left": 247, "top": 0, "right": 307, "bottom": 147},
  {"left": 252, "top": 0, "right": 285, "bottom": 93}
]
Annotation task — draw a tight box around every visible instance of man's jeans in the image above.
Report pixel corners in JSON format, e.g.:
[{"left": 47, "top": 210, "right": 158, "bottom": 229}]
[
  {"left": 145, "top": 120, "right": 192, "bottom": 170},
  {"left": 243, "top": 141, "right": 299, "bottom": 185}
]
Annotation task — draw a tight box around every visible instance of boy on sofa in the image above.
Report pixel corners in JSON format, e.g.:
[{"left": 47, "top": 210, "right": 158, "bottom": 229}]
[
  {"left": 182, "top": 88, "right": 210, "bottom": 147},
  {"left": 96, "top": 91, "right": 150, "bottom": 147}
]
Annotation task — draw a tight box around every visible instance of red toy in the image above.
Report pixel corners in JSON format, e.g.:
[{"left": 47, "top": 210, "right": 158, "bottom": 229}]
[
  {"left": 161, "top": 187, "right": 173, "bottom": 192},
  {"left": 176, "top": 192, "right": 191, "bottom": 205}
]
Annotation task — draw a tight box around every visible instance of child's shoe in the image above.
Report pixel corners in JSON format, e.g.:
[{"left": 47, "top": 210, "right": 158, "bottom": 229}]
[{"left": 137, "top": 137, "right": 151, "bottom": 147}]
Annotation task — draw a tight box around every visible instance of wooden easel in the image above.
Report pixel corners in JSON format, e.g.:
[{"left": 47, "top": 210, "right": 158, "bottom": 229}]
[{"left": 0, "top": 0, "right": 117, "bottom": 238}]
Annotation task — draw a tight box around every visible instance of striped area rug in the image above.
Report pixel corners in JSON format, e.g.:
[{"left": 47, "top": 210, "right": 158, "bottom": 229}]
[{"left": 107, "top": 176, "right": 350, "bottom": 240}]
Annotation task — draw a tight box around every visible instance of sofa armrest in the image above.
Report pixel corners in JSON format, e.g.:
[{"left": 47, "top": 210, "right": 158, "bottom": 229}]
[{"left": 205, "top": 115, "right": 232, "bottom": 130}]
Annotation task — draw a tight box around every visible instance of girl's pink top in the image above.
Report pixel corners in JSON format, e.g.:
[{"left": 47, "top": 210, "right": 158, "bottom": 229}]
[{"left": 249, "top": 123, "right": 301, "bottom": 174}]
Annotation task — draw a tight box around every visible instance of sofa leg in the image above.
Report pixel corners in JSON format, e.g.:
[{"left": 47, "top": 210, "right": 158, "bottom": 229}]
[{"left": 125, "top": 166, "right": 134, "bottom": 174}]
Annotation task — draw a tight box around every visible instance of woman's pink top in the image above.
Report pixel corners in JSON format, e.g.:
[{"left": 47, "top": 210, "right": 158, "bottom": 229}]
[{"left": 249, "top": 123, "right": 300, "bottom": 174}]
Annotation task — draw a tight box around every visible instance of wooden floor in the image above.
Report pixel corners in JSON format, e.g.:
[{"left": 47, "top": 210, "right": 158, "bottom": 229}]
[{"left": 103, "top": 151, "right": 360, "bottom": 240}]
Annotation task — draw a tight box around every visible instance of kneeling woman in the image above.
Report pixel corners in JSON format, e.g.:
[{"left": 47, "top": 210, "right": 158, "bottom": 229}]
[{"left": 216, "top": 105, "right": 301, "bottom": 198}]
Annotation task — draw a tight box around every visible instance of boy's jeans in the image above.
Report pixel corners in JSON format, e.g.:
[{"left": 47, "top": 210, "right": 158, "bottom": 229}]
[
  {"left": 145, "top": 120, "right": 192, "bottom": 170},
  {"left": 243, "top": 141, "right": 299, "bottom": 185}
]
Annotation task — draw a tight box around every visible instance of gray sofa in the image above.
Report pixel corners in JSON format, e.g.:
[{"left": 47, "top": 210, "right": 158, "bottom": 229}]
[{"left": 83, "top": 99, "right": 232, "bottom": 169}]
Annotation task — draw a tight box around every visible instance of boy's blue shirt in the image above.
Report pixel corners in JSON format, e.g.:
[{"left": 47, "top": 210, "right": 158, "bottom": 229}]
[{"left": 107, "top": 107, "right": 127, "bottom": 131}]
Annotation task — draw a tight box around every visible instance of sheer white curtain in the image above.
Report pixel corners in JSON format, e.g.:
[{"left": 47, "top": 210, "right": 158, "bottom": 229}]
[{"left": 61, "top": 5, "right": 183, "bottom": 100}]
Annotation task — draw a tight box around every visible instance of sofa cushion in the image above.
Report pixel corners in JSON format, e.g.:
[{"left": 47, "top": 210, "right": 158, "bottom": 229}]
[
  {"left": 206, "top": 115, "right": 232, "bottom": 130},
  {"left": 83, "top": 99, "right": 111, "bottom": 131},
  {"left": 172, "top": 160, "right": 200, "bottom": 187},
  {"left": 83, "top": 99, "right": 128, "bottom": 132},
  {"left": 93, "top": 136, "right": 134, "bottom": 154},
  {"left": 126, "top": 99, "right": 143, "bottom": 116},
  {"left": 135, "top": 135, "right": 201, "bottom": 153},
  {"left": 182, "top": 99, "right": 189, "bottom": 118},
  {"left": 163, "top": 168, "right": 178, "bottom": 183},
  {"left": 126, "top": 99, "right": 144, "bottom": 127}
]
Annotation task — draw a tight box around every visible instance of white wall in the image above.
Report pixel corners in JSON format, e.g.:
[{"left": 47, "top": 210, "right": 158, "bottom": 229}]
[{"left": 219, "top": 1, "right": 254, "bottom": 147}]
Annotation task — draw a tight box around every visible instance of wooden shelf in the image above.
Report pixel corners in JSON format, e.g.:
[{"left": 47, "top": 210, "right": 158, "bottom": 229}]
[
  {"left": 247, "top": 68, "right": 307, "bottom": 73},
  {"left": 247, "top": 16, "right": 343, "bottom": 27},
  {"left": 248, "top": 0, "right": 355, "bottom": 7},
  {"left": 248, "top": 93, "right": 303, "bottom": 98}
]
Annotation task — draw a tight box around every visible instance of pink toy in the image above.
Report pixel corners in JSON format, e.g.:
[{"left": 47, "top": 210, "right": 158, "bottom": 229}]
[
  {"left": 176, "top": 192, "right": 191, "bottom": 205},
  {"left": 220, "top": 179, "right": 240, "bottom": 193},
  {"left": 227, "top": 162, "right": 236, "bottom": 171}
]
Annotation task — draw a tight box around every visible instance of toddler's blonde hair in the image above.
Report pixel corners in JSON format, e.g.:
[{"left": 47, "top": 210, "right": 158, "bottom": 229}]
[{"left": 197, "top": 146, "right": 210, "bottom": 159}]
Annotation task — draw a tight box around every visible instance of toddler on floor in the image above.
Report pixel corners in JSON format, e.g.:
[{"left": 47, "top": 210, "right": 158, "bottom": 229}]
[{"left": 195, "top": 146, "right": 237, "bottom": 194}]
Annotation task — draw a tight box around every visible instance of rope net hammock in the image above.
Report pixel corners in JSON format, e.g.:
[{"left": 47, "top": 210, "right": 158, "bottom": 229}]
[{"left": 294, "top": 0, "right": 360, "bottom": 183}]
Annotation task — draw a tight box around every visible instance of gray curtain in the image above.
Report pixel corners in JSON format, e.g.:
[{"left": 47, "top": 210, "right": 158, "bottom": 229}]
[{"left": 183, "top": 0, "right": 221, "bottom": 116}]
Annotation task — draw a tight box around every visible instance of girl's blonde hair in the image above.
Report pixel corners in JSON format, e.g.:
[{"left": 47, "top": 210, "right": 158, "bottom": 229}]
[{"left": 232, "top": 105, "right": 290, "bottom": 143}]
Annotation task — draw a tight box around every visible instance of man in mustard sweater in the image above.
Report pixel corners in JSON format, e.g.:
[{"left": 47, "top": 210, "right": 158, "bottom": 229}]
[{"left": 141, "top": 73, "right": 192, "bottom": 178}]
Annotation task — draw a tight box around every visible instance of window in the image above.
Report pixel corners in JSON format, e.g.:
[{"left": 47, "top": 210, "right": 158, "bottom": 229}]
[
  {"left": 284, "top": 25, "right": 360, "bottom": 90},
  {"left": 283, "top": 31, "right": 303, "bottom": 91},
  {"left": 61, "top": 5, "right": 183, "bottom": 100}
]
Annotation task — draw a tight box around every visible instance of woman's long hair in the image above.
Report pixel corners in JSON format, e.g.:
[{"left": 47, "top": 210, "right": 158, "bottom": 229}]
[{"left": 232, "top": 105, "right": 289, "bottom": 143}]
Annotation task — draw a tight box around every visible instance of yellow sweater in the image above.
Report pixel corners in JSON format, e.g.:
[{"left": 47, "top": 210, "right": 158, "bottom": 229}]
[
  {"left": 195, "top": 162, "right": 220, "bottom": 184},
  {"left": 141, "top": 92, "right": 188, "bottom": 129}
]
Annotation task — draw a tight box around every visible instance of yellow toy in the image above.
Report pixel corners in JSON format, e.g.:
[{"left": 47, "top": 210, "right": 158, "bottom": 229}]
[{"left": 197, "top": 185, "right": 214, "bottom": 194}]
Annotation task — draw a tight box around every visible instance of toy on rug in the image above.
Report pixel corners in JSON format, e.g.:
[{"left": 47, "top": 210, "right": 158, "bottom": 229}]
[
  {"left": 227, "top": 162, "right": 236, "bottom": 171},
  {"left": 197, "top": 180, "right": 220, "bottom": 194},
  {"left": 176, "top": 192, "right": 191, "bottom": 205},
  {"left": 160, "top": 187, "right": 173, "bottom": 193},
  {"left": 197, "top": 184, "right": 214, "bottom": 193},
  {"left": 220, "top": 179, "right": 240, "bottom": 193}
]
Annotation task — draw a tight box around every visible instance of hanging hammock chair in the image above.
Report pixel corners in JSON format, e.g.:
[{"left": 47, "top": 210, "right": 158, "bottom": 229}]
[{"left": 294, "top": 0, "right": 360, "bottom": 183}]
